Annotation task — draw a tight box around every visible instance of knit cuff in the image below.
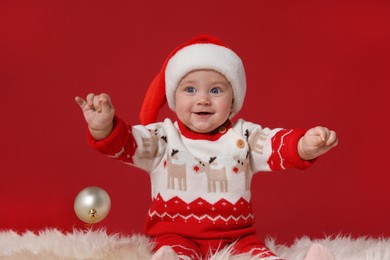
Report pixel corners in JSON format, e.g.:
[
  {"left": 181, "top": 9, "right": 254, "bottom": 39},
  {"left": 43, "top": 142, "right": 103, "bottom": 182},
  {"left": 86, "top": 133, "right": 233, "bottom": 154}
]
[
  {"left": 86, "top": 116, "right": 133, "bottom": 156},
  {"left": 269, "top": 129, "right": 315, "bottom": 170}
]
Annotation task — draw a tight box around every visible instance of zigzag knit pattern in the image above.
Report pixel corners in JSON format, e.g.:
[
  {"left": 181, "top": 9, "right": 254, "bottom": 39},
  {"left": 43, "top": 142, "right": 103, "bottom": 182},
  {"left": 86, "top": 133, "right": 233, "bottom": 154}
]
[{"left": 148, "top": 194, "right": 254, "bottom": 225}]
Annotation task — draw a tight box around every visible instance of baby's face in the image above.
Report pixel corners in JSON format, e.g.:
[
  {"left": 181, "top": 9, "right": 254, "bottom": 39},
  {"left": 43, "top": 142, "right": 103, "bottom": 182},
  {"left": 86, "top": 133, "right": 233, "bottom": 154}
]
[{"left": 174, "top": 70, "right": 233, "bottom": 133}]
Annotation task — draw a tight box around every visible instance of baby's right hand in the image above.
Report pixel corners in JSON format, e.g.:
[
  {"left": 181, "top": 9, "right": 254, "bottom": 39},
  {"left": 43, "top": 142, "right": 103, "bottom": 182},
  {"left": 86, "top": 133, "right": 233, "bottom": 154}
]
[{"left": 75, "top": 93, "right": 115, "bottom": 140}]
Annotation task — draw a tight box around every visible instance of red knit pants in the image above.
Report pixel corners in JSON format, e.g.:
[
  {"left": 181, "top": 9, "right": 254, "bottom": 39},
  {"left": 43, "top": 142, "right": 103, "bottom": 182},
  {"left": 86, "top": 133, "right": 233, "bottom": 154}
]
[{"left": 153, "top": 233, "right": 284, "bottom": 259}]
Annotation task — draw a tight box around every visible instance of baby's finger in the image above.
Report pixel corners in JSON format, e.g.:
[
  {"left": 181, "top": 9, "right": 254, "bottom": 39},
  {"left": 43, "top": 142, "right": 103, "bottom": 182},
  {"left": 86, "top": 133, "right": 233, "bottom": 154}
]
[
  {"left": 326, "top": 131, "right": 338, "bottom": 147},
  {"left": 100, "top": 95, "right": 114, "bottom": 113},
  {"left": 320, "top": 127, "right": 330, "bottom": 142},
  {"left": 75, "top": 96, "right": 86, "bottom": 107},
  {"left": 99, "top": 93, "right": 111, "bottom": 101},
  {"left": 86, "top": 93, "right": 96, "bottom": 108},
  {"left": 92, "top": 95, "right": 103, "bottom": 112}
]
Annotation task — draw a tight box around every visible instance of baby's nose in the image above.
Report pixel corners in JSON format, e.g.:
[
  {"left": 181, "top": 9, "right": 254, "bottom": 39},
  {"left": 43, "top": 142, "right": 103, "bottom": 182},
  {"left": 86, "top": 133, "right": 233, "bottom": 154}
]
[{"left": 197, "top": 93, "right": 211, "bottom": 105}]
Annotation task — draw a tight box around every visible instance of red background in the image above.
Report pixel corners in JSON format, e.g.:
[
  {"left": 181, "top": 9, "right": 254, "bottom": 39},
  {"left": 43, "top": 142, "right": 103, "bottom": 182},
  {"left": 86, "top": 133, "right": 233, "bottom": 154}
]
[{"left": 1, "top": 0, "right": 390, "bottom": 244}]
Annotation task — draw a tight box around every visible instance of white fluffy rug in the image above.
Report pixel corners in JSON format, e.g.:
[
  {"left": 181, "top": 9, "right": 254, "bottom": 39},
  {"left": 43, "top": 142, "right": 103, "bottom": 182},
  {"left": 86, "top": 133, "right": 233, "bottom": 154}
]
[{"left": 0, "top": 229, "right": 389, "bottom": 260}]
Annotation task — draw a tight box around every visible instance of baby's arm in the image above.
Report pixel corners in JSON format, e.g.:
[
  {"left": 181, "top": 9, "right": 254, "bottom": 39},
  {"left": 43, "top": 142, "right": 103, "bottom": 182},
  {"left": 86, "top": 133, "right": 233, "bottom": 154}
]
[
  {"left": 75, "top": 93, "right": 115, "bottom": 140},
  {"left": 298, "top": 126, "right": 338, "bottom": 160}
]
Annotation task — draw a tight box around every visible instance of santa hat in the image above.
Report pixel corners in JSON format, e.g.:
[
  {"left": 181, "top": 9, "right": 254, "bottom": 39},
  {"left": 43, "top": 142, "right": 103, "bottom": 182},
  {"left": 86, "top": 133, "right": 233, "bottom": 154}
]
[{"left": 139, "top": 35, "right": 246, "bottom": 125}]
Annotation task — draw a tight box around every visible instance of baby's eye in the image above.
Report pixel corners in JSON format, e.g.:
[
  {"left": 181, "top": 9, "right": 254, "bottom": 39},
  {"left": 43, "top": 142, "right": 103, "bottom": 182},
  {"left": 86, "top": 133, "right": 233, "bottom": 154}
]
[
  {"left": 210, "top": 87, "right": 221, "bottom": 94},
  {"left": 184, "top": 86, "right": 196, "bottom": 93}
]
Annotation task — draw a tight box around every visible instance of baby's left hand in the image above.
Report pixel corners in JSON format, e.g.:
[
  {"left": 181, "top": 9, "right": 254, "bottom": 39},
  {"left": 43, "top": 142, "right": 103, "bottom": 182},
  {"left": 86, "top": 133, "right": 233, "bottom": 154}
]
[{"left": 298, "top": 126, "right": 338, "bottom": 160}]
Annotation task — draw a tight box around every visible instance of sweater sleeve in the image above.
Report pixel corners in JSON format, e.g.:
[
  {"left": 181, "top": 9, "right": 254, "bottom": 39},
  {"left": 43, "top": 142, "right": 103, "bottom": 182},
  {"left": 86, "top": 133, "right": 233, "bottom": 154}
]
[
  {"left": 267, "top": 128, "right": 314, "bottom": 170},
  {"left": 86, "top": 116, "right": 167, "bottom": 173},
  {"left": 86, "top": 116, "right": 137, "bottom": 163},
  {"left": 238, "top": 120, "right": 314, "bottom": 173}
]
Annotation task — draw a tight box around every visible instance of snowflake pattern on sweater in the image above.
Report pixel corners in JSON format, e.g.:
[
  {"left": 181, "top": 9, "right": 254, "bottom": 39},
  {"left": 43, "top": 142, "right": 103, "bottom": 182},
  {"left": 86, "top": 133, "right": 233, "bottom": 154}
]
[{"left": 88, "top": 117, "right": 311, "bottom": 239}]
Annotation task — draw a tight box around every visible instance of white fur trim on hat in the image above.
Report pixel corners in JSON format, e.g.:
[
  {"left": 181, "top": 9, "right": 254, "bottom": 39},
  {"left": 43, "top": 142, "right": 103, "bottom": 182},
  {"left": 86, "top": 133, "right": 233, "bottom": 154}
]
[{"left": 165, "top": 43, "right": 246, "bottom": 118}]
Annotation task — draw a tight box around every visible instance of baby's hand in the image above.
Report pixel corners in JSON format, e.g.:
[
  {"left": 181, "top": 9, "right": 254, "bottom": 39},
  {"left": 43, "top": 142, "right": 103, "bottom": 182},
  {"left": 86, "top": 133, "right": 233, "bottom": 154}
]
[
  {"left": 298, "top": 126, "right": 338, "bottom": 160},
  {"left": 75, "top": 93, "right": 115, "bottom": 140}
]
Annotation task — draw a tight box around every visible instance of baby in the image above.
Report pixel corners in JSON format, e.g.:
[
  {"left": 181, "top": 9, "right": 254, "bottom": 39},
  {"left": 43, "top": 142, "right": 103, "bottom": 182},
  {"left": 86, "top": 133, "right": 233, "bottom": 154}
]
[{"left": 76, "top": 35, "right": 338, "bottom": 260}]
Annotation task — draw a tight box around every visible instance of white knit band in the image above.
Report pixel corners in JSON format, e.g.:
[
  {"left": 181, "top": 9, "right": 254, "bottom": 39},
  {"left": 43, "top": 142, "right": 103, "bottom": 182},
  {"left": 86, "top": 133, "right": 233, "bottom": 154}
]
[{"left": 165, "top": 43, "right": 246, "bottom": 118}]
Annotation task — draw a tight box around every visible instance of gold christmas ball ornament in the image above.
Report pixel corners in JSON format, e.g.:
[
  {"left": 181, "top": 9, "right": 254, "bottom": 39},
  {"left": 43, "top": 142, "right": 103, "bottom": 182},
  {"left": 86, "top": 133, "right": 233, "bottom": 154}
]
[{"left": 74, "top": 186, "right": 111, "bottom": 224}]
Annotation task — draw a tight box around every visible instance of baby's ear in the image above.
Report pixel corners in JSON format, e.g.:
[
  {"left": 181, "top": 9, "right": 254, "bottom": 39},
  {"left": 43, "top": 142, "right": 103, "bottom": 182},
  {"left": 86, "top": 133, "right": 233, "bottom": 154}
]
[{"left": 230, "top": 98, "right": 235, "bottom": 113}]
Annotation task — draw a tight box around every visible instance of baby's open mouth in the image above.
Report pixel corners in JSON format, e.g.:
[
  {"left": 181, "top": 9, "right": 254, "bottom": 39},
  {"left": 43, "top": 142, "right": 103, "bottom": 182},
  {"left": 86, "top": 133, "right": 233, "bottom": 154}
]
[{"left": 194, "top": 112, "right": 212, "bottom": 115}]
